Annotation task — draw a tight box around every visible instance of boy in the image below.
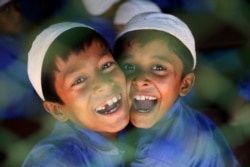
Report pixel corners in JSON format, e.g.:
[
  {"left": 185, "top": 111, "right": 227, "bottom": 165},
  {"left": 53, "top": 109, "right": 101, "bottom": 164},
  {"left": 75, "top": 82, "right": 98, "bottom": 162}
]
[
  {"left": 113, "top": 12, "right": 240, "bottom": 166},
  {"left": 22, "top": 22, "right": 129, "bottom": 166},
  {"left": 0, "top": 0, "right": 45, "bottom": 118}
]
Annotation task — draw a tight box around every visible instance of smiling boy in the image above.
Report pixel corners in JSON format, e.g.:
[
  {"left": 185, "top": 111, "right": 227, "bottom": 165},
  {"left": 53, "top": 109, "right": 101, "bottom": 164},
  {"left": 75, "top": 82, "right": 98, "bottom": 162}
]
[
  {"left": 114, "top": 12, "right": 240, "bottom": 166},
  {"left": 22, "top": 22, "right": 129, "bottom": 166}
]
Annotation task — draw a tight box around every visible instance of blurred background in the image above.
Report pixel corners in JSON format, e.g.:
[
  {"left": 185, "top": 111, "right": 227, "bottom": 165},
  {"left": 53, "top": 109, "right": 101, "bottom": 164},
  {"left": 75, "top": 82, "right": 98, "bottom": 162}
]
[{"left": 0, "top": 0, "right": 249, "bottom": 166}]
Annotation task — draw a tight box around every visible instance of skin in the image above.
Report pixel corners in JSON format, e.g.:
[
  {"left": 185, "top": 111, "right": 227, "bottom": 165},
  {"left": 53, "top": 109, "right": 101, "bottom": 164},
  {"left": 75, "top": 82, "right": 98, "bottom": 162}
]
[
  {"left": 118, "top": 39, "right": 195, "bottom": 128},
  {"left": 0, "top": 2, "right": 24, "bottom": 35},
  {"left": 44, "top": 40, "right": 129, "bottom": 140}
]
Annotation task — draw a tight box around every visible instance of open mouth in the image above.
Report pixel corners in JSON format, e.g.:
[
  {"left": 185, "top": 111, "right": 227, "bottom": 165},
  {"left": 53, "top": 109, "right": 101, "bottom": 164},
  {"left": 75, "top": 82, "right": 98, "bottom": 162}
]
[
  {"left": 95, "top": 94, "right": 122, "bottom": 115},
  {"left": 133, "top": 95, "right": 157, "bottom": 113}
]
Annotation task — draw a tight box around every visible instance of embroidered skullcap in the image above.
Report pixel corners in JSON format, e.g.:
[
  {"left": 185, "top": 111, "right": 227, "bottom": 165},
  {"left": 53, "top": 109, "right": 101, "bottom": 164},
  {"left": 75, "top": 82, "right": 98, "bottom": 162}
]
[
  {"left": 0, "top": 0, "right": 10, "bottom": 6},
  {"left": 82, "top": 0, "right": 120, "bottom": 16},
  {"left": 116, "top": 12, "right": 196, "bottom": 70},
  {"left": 28, "top": 22, "right": 93, "bottom": 101},
  {"left": 114, "top": 0, "right": 161, "bottom": 25}
]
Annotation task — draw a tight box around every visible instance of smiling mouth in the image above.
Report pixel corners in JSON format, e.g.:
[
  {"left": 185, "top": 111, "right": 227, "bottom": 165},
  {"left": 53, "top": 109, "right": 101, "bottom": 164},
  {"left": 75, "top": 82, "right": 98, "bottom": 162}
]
[
  {"left": 95, "top": 94, "right": 122, "bottom": 115},
  {"left": 133, "top": 95, "right": 157, "bottom": 113}
]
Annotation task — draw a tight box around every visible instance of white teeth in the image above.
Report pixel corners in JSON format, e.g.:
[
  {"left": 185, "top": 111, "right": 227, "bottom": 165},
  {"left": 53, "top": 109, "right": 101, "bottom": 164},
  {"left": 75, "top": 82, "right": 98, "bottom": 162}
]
[
  {"left": 107, "top": 97, "right": 118, "bottom": 106},
  {"left": 134, "top": 95, "right": 156, "bottom": 100},
  {"left": 95, "top": 94, "right": 121, "bottom": 111},
  {"left": 112, "top": 97, "right": 118, "bottom": 103},
  {"left": 107, "top": 100, "right": 113, "bottom": 106},
  {"left": 96, "top": 106, "right": 105, "bottom": 111},
  {"left": 135, "top": 95, "right": 141, "bottom": 100},
  {"left": 148, "top": 96, "right": 156, "bottom": 100}
]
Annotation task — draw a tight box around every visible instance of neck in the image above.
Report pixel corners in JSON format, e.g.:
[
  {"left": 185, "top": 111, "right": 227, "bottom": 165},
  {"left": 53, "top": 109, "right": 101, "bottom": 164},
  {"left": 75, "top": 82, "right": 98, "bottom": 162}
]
[{"left": 102, "top": 132, "right": 118, "bottom": 144}]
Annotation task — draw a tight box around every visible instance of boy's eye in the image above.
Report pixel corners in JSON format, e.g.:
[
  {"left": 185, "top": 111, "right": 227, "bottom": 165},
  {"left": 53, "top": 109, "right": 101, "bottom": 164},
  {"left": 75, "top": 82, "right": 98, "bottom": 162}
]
[
  {"left": 122, "top": 64, "right": 136, "bottom": 75},
  {"left": 152, "top": 65, "right": 166, "bottom": 71},
  {"left": 123, "top": 64, "right": 136, "bottom": 72},
  {"left": 102, "top": 62, "right": 115, "bottom": 70},
  {"left": 72, "top": 77, "right": 87, "bottom": 86}
]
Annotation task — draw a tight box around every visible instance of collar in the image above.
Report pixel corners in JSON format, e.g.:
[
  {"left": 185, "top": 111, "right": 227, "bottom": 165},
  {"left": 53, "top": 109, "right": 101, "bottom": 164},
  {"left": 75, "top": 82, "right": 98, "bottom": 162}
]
[{"left": 67, "top": 122, "right": 123, "bottom": 155}]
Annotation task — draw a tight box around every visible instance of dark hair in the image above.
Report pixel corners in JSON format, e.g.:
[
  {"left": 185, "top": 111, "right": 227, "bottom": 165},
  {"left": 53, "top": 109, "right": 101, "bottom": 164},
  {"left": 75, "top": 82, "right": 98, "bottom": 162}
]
[
  {"left": 113, "top": 30, "right": 194, "bottom": 77},
  {"left": 41, "top": 27, "right": 110, "bottom": 104}
]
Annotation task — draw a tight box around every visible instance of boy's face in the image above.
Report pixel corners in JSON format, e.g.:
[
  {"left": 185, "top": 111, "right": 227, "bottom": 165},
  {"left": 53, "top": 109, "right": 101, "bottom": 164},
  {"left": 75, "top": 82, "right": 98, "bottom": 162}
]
[
  {"left": 0, "top": 2, "right": 24, "bottom": 35},
  {"left": 118, "top": 39, "right": 189, "bottom": 128},
  {"left": 50, "top": 40, "right": 129, "bottom": 134}
]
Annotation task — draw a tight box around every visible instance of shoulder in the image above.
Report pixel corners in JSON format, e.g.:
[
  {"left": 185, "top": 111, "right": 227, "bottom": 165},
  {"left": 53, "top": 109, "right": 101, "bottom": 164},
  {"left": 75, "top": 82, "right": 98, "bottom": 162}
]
[
  {"left": 155, "top": 101, "right": 233, "bottom": 155},
  {"left": 180, "top": 103, "right": 225, "bottom": 145},
  {"left": 22, "top": 123, "right": 90, "bottom": 167},
  {"left": 180, "top": 103, "right": 239, "bottom": 164},
  {"left": 22, "top": 137, "right": 90, "bottom": 167},
  {"left": 179, "top": 100, "right": 217, "bottom": 131}
]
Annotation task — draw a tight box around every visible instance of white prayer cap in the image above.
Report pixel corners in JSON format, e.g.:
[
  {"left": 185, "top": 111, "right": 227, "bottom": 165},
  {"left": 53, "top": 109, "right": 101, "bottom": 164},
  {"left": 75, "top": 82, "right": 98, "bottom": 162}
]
[
  {"left": 114, "top": 0, "right": 161, "bottom": 25},
  {"left": 28, "top": 22, "right": 93, "bottom": 101},
  {"left": 0, "top": 0, "right": 10, "bottom": 6},
  {"left": 82, "top": 0, "right": 120, "bottom": 16},
  {"left": 116, "top": 12, "right": 196, "bottom": 70}
]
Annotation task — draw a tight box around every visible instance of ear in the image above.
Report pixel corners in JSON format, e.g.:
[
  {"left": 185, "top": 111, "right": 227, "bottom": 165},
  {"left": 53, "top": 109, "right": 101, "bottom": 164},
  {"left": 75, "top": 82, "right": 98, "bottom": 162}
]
[
  {"left": 43, "top": 101, "right": 68, "bottom": 122},
  {"left": 179, "top": 72, "right": 195, "bottom": 96}
]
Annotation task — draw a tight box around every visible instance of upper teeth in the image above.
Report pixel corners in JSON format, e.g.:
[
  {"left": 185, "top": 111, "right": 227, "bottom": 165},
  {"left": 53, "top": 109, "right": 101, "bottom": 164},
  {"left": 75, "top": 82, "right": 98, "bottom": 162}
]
[
  {"left": 95, "top": 94, "right": 121, "bottom": 111},
  {"left": 134, "top": 95, "right": 156, "bottom": 100}
]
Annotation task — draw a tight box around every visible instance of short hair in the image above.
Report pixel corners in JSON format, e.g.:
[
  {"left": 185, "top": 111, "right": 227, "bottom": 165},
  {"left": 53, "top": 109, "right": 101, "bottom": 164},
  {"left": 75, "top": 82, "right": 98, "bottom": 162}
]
[
  {"left": 42, "top": 27, "right": 110, "bottom": 103},
  {"left": 113, "top": 30, "right": 193, "bottom": 77}
]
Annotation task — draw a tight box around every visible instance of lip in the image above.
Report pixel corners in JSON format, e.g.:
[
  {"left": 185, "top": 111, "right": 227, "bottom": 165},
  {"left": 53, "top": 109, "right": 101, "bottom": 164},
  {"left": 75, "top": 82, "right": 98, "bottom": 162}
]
[{"left": 94, "top": 93, "right": 122, "bottom": 115}]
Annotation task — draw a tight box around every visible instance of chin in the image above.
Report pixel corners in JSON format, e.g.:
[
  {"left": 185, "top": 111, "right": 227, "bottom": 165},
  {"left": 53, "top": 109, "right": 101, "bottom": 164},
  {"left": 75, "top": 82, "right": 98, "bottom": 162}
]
[
  {"left": 131, "top": 115, "right": 155, "bottom": 129},
  {"left": 114, "top": 116, "right": 130, "bottom": 131}
]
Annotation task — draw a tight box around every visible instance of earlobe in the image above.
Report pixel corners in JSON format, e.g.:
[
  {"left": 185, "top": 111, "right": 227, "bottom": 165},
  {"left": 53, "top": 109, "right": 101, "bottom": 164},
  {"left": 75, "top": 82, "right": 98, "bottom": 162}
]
[
  {"left": 179, "top": 73, "right": 195, "bottom": 96},
  {"left": 43, "top": 102, "right": 68, "bottom": 122}
]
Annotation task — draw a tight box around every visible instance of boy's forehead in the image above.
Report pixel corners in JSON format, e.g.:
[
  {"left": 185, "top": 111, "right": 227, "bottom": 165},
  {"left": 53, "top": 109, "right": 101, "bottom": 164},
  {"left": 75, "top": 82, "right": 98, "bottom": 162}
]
[
  {"left": 54, "top": 47, "right": 114, "bottom": 86},
  {"left": 55, "top": 40, "right": 110, "bottom": 64},
  {"left": 122, "top": 35, "right": 168, "bottom": 50},
  {"left": 122, "top": 38, "right": 170, "bottom": 55}
]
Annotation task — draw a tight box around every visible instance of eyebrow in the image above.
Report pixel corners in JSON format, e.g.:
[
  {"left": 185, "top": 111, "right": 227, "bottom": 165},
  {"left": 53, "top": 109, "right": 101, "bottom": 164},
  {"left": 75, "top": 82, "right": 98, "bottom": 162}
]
[
  {"left": 99, "top": 48, "right": 110, "bottom": 57},
  {"left": 66, "top": 47, "right": 110, "bottom": 74},
  {"left": 151, "top": 55, "right": 172, "bottom": 62},
  {"left": 67, "top": 65, "right": 82, "bottom": 75},
  {"left": 118, "top": 53, "right": 132, "bottom": 62}
]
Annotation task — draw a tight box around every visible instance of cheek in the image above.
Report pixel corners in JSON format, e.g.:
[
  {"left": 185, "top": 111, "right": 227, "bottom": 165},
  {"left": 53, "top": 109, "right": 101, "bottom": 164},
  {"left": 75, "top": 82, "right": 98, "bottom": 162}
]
[
  {"left": 125, "top": 80, "right": 133, "bottom": 106},
  {"left": 154, "top": 76, "right": 181, "bottom": 95},
  {"left": 113, "top": 69, "right": 126, "bottom": 84},
  {"left": 152, "top": 75, "right": 171, "bottom": 89}
]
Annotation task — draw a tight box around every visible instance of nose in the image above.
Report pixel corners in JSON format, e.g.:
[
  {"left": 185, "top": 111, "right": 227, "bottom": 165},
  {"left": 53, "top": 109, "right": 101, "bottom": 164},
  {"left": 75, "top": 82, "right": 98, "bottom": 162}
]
[
  {"left": 132, "top": 72, "right": 150, "bottom": 88},
  {"left": 92, "top": 74, "right": 114, "bottom": 94}
]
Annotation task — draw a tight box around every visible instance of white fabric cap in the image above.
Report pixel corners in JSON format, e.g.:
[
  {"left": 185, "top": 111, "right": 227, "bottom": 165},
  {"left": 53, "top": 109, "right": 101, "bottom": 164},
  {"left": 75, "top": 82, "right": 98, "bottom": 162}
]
[
  {"left": 0, "top": 0, "right": 10, "bottom": 6},
  {"left": 28, "top": 22, "right": 93, "bottom": 101},
  {"left": 82, "top": 0, "right": 120, "bottom": 16},
  {"left": 116, "top": 12, "right": 196, "bottom": 70},
  {"left": 114, "top": 0, "right": 161, "bottom": 25}
]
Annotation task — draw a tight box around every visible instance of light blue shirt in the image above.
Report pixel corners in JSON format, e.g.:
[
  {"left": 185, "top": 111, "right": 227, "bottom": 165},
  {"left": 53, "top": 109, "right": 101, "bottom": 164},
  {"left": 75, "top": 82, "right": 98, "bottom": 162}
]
[
  {"left": 22, "top": 121, "right": 125, "bottom": 167},
  {"left": 124, "top": 98, "right": 240, "bottom": 167}
]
